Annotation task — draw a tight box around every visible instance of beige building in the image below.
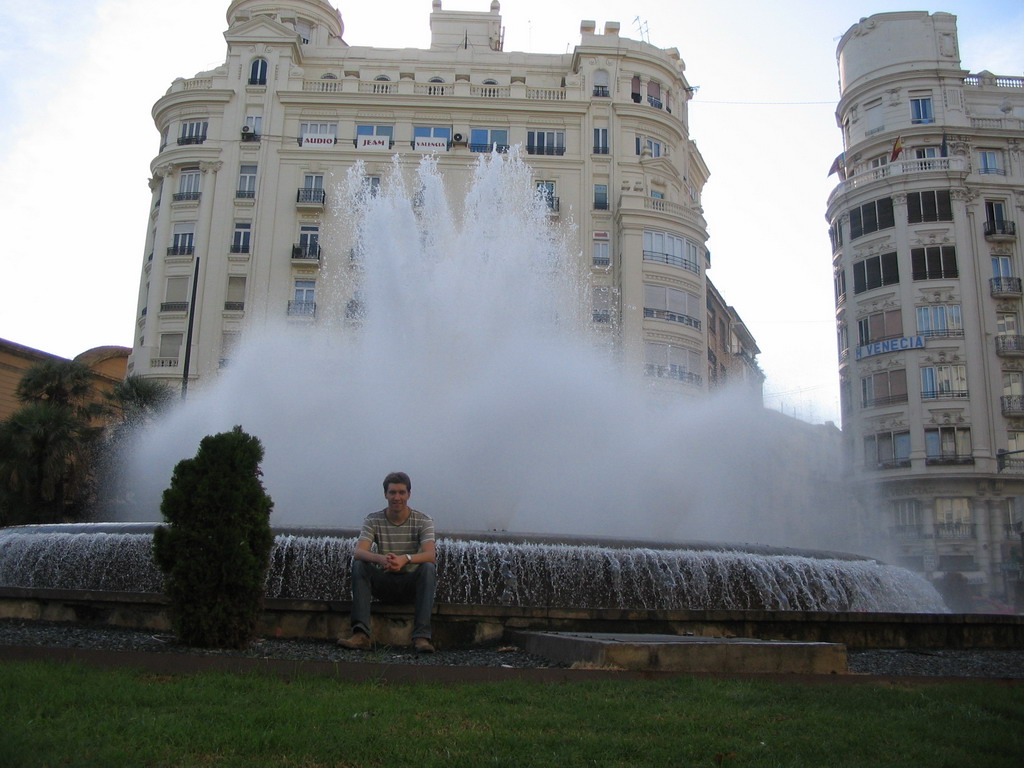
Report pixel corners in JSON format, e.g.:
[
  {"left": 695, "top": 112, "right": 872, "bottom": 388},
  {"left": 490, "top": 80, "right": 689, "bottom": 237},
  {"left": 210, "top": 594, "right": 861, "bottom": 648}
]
[
  {"left": 705, "top": 280, "right": 763, "bottom": 397},
  {"left": 128, "top": 0, "right": 759, "bottom": 404},
  {"left": 828, "top": 11, "right": 1024, "bottom": 604}
]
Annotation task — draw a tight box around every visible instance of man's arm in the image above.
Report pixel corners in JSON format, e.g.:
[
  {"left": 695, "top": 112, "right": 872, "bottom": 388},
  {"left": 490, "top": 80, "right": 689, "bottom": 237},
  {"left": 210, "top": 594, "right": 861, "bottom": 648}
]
[{"left": 353, "top": 538, "right": 388, "bottom": 567}]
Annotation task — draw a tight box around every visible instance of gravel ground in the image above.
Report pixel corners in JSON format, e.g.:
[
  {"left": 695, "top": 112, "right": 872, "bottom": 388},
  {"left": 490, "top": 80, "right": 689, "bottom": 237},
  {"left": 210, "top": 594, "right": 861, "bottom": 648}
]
[{"left": 2, "top": 618, "right": 1023, "bottom": 677}]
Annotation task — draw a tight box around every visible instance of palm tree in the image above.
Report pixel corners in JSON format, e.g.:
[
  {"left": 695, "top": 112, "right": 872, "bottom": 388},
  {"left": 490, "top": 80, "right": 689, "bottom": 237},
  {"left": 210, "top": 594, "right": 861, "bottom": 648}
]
[
  {"left": 0, "top": 360, "right": 104, "bottom": 525},
  {"left": 105, "top": 376, "right": 174, "bottom": 433}
]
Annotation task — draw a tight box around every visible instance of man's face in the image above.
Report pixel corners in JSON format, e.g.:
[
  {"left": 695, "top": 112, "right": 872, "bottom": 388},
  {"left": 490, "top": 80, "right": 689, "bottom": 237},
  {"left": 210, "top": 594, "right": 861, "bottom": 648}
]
[{"left": 385, "top": 483, "right": 410, "bottom": 512}]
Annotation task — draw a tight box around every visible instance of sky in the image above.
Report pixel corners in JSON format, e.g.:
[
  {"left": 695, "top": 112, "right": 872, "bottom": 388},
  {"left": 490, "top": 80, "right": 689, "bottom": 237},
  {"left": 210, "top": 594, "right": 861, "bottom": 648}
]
[{"left": 0, "top": 0, "right": 1022, "bottom": 426}]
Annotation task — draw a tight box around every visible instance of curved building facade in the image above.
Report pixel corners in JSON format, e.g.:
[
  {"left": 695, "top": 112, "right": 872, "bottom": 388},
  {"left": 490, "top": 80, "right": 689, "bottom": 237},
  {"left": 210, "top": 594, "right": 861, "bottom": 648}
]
[
  {"left": 828, "top": 12, "right": 1024, "bottom": 602},
  {"left": 127, "top": 1, "right": 762, "bottom": 402}
]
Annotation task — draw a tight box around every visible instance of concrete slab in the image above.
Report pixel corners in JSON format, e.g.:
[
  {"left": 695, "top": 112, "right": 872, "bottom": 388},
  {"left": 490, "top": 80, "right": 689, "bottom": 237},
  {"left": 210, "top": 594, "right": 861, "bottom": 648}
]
[{"left": 508, "top": 631, "right": 849, "bottom": 674}]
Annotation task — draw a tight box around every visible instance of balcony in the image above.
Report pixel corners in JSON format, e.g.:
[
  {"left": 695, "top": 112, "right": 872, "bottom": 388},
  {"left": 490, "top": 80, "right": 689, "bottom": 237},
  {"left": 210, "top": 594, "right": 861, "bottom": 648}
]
[
  {"left": 172, "top": 192, "right": 200, "bottom": 202},
  {"left": 643, "top": 249, "right": 700, "bottom": 276},
  {"left": 224, "top": 301, "right": 244, "bottom": 311},
  {"left": 592, "top": 310, "right": 611, "bottom": 323},
  {"left": 995, "top": 335, "right": 1024, "bottom": 356},
  {"left": 862, "top": 393, "right": 909, "bottom": 408},
  {"left": 469, "top": 144, "right": 510, "bottom": 153},
  {"left": 241, "top": 130, "right": 261, "bottom": 143},
  {"left": 984, "top": 220, "right": 1017, "bottom": 241},
  {"left": 890, "top": 524, "right": 924, "bottom": 539},
  {"left": 166, "top": 245, "right": 194, "bottom": 256},
  {"left": 291, "top": 244, "right": 321, "bottom": 262},
  {"left": 925, "top": 454, "right": 975, "bottom": 466},
  {"left": 593, "top": 145, "right": 610, "bottom": 155},
  {"left": 296, "top": 187, "right": 325, "bottom": 207},
  {"left": 644, "top": 364, "right": 703, "bottom": 386},
  {"left": 828, "top": 156, "right": 966, "bottom": 203},
  {"left": 868, "top": 458, "right": 911, "bottom": 470},
  {"left": 526, "top": 145, "right": 566, "bottom": 156},
  {"left": 920, "top": 389, "right": 969, "bottom": 400},
  {"left": 236, "top": 189, "right": 255, "bottom": 199},
  {"left": 543, "top": 197, "right": 560, "bottom": 213},
  {"left": 593, "top": 86, "right": 609, "bottom": 97},
  {"left": 160, "top": 302, "right": 188, "bottom": 313},
  {"left": 593, "top": 200, "right": 609, "bottom": 210},
  {"left": 643, "top": 307, "right": 701, "bottom": 329},
  {"left": 647, "top": 96, "right": 663, "bottom": 109},
  {"left": 287, "top": 301, "right": 316, "bottom": 317},
  {"left": 1001, "top": 394, "right": 1024, "bottom": 416},
  {"left": 177, "top": 136, "right": 206, "bottom": 146},
  {"left": 934, "top": 522, "right": 975, "bottom": 539},
  {"left": 990, "top": 277, "right": 1022, "bottom": 297},
  {"left": 230, "top": 243, "right": 250, "bottom": 254}
]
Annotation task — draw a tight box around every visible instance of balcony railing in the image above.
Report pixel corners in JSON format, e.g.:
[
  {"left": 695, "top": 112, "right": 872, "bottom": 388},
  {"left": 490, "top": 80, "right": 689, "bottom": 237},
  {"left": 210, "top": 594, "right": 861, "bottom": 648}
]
[
  {"left": 592, "top": 255, "right": 610, "bottom": 267},
  {"left": 166, "top": 245, "right": 194, "bottom": 256},
  {"left": 995, "top": 335, "right": 1024, "bottom": 356},
  {"left": 644, "top": 364, "right": 703, "bottom": 386},
  {"left": 891, "top": 524, "right": 924, "bottom": 538},
  {"left": 230, "top": 243, "right": 250, "bottom": 254},
  {"left": 984, "top": 220, "right": 1017, "bottom": 238},
  {"left": 592, "top": 310, "right": 611, "bottom": 323},
  {"left": 918, "top": 328, "right": 964, "bottom": 339},
  {"left": 990, "top": 277, "right": 1022, "bottom": 297},
  {"left": 593, "top": 200, "right": 609, "bottom": 210},
  {"left": 177, "top": 136, "right": 206, "bottom": 145},
  {"left": 224, "top": 301, "right": 244, "bottom": 311},
  {"left": 526, "top": 145, "right": 566, "bottom": 156},
  {"left": 296, "top": 187, "right": 326, "bottom": 205},
  {"left": 593, "top": 86, "right": 610, "bottom": 97},
  {"left": 643, "top": 307, "right": 701, "bottom": 329},
  {"left": 925, "top": 454, "right": 975, "bottom": 466},
  {"left": 236, "top": 189, "right": 255, "bottom": 199},
  {"left": 172, "top": 192, "right": 200, "bottom": 202},
  {"left": 469, "top": 143, "right": 510, "bottom": 153},
  {"left": 934, "top": 522, "right": 975, "bottom": 539},
  {"left": 920, "top": 390, "right": 969, "bottom": 401},
  {"left": 240, "top": 132, "right": 261, "bottom": 142},
  {"left": 1001, "top": 394, "right": 1024, "bottom": 416},
  {"left": 643, "top": 249, "right": 700, "bottom": 275},
  {"left": 287, "top": 301, "right": 316, "bottom": 317},
  {"left": 862, "top": 393, "right": 909, "bottom": 408},
  {"left": 291, "top": 244, "right": 321, "bottom": 261},
  {"left": 868, "top": 458, "right": 911, "bottom": 470},
  {"left": 543, "top": 197, "right": 560, "bottom": 212},
  {"left": 593, "top": 145, "right": 610, "bottom": 155},
  {"left": 647, "top": 96, "right": 663, "bottom": 109},
  {"left": 160, "top": 302, "right": 188, "bottom": 313},
  {"left": 828, "top": 157, "right": 965, "bottom": 202}
]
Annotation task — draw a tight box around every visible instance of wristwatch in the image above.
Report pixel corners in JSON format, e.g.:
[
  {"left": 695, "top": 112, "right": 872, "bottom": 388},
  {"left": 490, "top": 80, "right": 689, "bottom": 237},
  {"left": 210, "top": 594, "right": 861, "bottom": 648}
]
[{"left": 405, "top": 554, "right": 412, "bottom": 564}]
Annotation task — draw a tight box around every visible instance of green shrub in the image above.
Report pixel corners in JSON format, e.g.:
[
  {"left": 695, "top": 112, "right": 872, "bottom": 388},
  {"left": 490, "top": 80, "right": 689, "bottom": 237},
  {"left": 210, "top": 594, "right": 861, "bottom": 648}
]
[{"left": 153, "top": 426, "right": 274, "bottom": 649}]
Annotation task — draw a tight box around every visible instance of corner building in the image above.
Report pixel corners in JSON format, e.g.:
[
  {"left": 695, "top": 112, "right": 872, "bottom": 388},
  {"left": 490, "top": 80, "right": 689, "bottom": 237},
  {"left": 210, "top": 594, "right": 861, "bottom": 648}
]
[
  {"left": 829, "top": 11, "right": 1024, "bottom": 603},
  {"left": 129, "top": 0, "right": 763, "bottom": 404}
]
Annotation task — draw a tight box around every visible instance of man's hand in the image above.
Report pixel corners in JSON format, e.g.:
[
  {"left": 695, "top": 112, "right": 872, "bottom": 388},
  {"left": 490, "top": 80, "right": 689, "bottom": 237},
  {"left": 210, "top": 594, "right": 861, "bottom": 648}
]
[{"left": 383, "top": 553, "right": 408, "bottom": 572}]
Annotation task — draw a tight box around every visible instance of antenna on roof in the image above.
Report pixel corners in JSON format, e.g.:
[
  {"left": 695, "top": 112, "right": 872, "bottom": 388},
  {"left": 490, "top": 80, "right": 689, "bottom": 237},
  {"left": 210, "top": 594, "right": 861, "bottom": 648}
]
[{"left": 633, "top": 16, "right": 650, "bottom": 44}]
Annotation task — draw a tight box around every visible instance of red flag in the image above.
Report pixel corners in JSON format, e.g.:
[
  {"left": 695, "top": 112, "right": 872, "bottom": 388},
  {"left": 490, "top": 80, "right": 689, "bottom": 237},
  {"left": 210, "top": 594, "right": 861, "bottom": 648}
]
[{"left": 890, "top": 136, "right": 904, "bottom": 162}]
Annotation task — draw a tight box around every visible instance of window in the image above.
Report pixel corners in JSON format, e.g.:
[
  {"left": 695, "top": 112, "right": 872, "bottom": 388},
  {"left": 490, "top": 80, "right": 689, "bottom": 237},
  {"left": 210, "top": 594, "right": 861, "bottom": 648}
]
[
  {"left": 158, "top": 333, "right": 183, "bottom": 360},
  {"left": 175, "top": 168, "right": 201, "bottom": 201},
  {"left": 861, "top": 369, "right": 907, "bottom": 407},
  {"left": 295, "top": 225, "right": 319, "bottom": 259},
  {"left": 527, "top": 130, "right": 565, "bottom": 156},
  {"left": 643, "top": 230, "right": 701, "bottom": 274},
  {"left": 592, "top": 241, "right": 610, "bottom": 267},
  {"left": 231, "top": 222, "right": 251, "bottom": 254},
  {"left": 169, "top": 223, "right": 194, "bottom": 255},
  {"left": 857, "top": 309, "right": 902, "bottom": 346},
  {"left": 178, "top": 121, "right": 208, "bottom": 145},
  {"left": 910, "top": 96, "right": 933, "bottom": 124},
  {"left": 834, "top": 268, "right": 847, "bottom": 306},
  {"left": 289, "top": 280, "right": 316, "bottom": 316},
  {"left": 979, "top": 150, "right": 1002, "bottom": 175},
  {"left": 413, "top": 125, "right": 451, "bottom": 151},
  {"left": 237, "top": 164, "right": 257, "bottom": 198},
  {"left": 469, "top": 128, "right": 508, "bottom": 153},
  {"left": 249, "top": 58, "right": 268, "bottom": 85},
  {"left": 993, "top": 255, "right": 1014, "bottom": 279},
  {"left": 296, "top": 173, "right": 324, "bottom": 205},
  {"left": 362, "top": 176, "right": 381, "bottom": 198},
  {"left": 926, "top": 429, "right": 973, "bottom": 465},
  {"left": 225, "top": 276, "right": 246, "bottom": 311},
  {"left": 635, "top": 136, "right": 662, "bottom": 157},
  {"left": 644, "top": 343, "right": 703, "bottom": 385},
  {"left": 295, "top": 21, "right": 312, "bottom": 44},
  {"left": 852, "top": 252, "right": 899, "bottom": 294},
  {"left": 644, "top": 284, "right": 701, "bottom": 329},
  {"left": 863, "top": 430, "right": 911, "bottom": 469},
  {"left": 849, "top": 197, "right": 895, "bottom": 239},
  {"left": 593, "top": 286, "right": 612, "bottom": 323},
  {"left": 997, "top": 313, "right": 1019, "bottom": 337},
  {"left": 243, "top": 115, "right": 262, "bottom": 140},
  {"left": 907, "top": 190, "right": 952, "bottom": 223},
  {"left": 593, "top": 184, "right": 609, "bottom": 210},
  {"left": 535, "top": 181, "right": 557, "bottom": 210},
  {"left": 921, "top": 364, "right": 968, "bottom": 399},
  {"left": 356, "top": 124, "right": 394, "bottom": 149},
  {"left": 829, "top": 220, "right": 843, "bottom": 252},
  {"left": 164, "top": 276, "right": 189, "bottom": 307},
  {"left": 864, "top": 99, "right": 884, "bottom": 135},
  {"left": 593, "top": 70, "right": 610, "bottom": 97},
  {"left": 646, "top": 81, "right": 663, "bottom": 109},
  {"left": 593, "top": 127, "right": 609, "bottom": 154},
  {"left": 935, "top": 499, "right": 972, "bottom": 539},
  {"left": 916, "top": 305, "right": 962, "bottom": 338},
  {"left": 1004, "top": 371, "right": 1023, "bottom": 398},
  {"left": 985, "top": 200, "right": 1013, "bottom": 237},
  {"left": 300, "top": 122, "right": 337, "bottom": 147},
  {"left": 891, "top": 500, "right": 922, "bottom": 533},
  {"left": 630, "top": 75, "right": 642, "bottom": 103},
  {"left": 911, "top": 246, "right": 958, "bottom": 280}
]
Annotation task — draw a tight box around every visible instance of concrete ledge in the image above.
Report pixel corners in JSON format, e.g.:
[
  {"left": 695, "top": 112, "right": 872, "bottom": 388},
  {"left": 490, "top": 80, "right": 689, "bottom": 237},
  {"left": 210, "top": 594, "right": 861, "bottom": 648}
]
[
  {"left": 2, "top": 587, "right": 1023, "bottom": 649},
  {"left": 509, "top": 631, "right": 849, "bottom": 674}
]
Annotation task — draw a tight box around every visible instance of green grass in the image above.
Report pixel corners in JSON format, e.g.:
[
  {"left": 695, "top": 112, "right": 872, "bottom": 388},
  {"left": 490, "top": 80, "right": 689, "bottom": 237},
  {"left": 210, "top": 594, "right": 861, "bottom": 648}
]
[{"left": 1, "top": 660, "right": 1022, "bottom": 767}]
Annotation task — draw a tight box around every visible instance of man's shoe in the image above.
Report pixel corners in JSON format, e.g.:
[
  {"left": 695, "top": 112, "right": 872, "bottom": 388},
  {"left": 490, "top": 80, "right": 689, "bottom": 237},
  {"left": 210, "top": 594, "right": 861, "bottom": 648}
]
[
  {"left": 337, "top": 632, "right": 372, "bottom": 650},
  {"left": 413, "top": 637, "right": 435, "bottom": 654}
]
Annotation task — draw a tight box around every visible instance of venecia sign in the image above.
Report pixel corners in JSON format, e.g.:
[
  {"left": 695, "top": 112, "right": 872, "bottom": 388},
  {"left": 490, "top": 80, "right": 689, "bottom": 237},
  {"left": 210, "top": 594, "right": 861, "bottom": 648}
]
[{"left": 855, "top": 335, "right": 925, "bottom": 360}]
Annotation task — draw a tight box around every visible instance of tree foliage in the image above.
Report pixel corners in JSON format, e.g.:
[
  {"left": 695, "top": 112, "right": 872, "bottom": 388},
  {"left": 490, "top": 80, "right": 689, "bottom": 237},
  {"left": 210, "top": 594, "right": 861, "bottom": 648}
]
[
  {"left": 152, "top": 426, "right": 274, "bottom": 649},
  {"left": 0, "top": 360, "right": 104, "bottom": 525}
]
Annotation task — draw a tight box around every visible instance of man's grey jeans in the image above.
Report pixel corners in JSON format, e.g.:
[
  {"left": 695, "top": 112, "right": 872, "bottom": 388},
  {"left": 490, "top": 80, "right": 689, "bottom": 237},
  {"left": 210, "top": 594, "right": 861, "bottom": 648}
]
[{"left": 350, "top": 559, "right": 437, "bottom": 639}]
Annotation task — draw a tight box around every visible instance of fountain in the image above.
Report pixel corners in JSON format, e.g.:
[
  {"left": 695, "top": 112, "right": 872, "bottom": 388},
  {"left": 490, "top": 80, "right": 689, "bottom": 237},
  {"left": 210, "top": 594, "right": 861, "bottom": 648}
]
[{"left": 0, "top": 152, "right": 960, "bottom": 645}]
